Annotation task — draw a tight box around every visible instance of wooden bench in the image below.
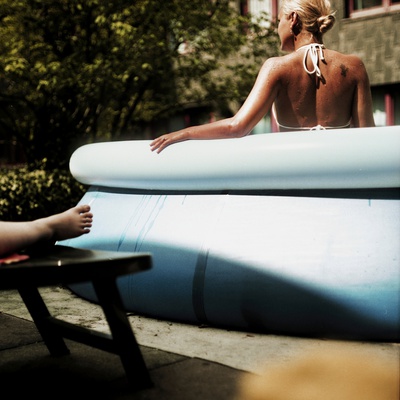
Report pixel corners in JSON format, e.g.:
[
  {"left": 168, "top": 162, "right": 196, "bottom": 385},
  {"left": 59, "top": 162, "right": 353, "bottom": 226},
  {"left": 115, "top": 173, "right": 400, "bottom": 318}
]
[{"left": 0, "top": 245, "right": 153, "bottom": 390}]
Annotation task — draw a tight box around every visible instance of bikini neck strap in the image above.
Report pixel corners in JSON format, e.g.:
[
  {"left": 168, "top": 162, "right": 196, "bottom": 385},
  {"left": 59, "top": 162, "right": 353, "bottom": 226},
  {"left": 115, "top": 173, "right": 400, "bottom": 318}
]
[{"left": 296, "top": 43, "right": 325, "bottom": 78}]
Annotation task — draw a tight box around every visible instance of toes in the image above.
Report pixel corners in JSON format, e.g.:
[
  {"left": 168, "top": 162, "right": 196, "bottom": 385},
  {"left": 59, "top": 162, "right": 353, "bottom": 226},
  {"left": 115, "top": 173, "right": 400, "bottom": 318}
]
[{"left": 78, "top": 205, "right": 91, "bottom": 213}]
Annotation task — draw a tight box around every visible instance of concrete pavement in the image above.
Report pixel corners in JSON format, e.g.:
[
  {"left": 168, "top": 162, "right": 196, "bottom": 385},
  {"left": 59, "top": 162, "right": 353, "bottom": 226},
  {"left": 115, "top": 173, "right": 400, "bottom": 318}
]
[{"left": 1, "top": 286, "right": 399, "bottom": 399}]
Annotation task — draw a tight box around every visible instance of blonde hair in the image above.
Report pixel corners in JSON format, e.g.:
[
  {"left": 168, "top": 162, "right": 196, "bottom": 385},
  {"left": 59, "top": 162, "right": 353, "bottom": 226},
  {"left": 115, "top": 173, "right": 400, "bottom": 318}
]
[{"left": 281, "top": 0, "right": 336, "bottom": 35}]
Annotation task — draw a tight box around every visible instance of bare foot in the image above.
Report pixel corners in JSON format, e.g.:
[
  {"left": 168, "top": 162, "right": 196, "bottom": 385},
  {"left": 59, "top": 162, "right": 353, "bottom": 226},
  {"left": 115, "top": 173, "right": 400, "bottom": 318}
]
[{"left": 45, "top": 204, "right": 93, "bottom": 242}]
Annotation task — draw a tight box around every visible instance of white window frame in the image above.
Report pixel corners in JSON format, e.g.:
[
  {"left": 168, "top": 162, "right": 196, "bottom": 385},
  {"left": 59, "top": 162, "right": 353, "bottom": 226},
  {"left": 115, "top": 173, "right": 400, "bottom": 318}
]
[{"left": 348, "top": 0, "right": 400, "bottom": 18}]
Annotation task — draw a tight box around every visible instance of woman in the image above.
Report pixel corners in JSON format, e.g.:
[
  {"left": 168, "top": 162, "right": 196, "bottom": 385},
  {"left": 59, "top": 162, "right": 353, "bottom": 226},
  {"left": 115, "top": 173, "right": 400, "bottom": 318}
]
[
  {"left": 0, "top": 204, "right": 93, "bottom": 258},
  {"left": 150, "top": 0, "right": 375, "bottom": 153}
]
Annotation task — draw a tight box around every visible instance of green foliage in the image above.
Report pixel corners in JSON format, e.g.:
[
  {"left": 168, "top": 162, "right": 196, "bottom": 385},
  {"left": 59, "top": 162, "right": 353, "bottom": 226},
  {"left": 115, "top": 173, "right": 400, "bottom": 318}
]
[
  {"left": 0, "top": 0, "right": 279, "bottom": 168},
  {"left": 0, "top": 165, "right": 87, "bottom": 221}
]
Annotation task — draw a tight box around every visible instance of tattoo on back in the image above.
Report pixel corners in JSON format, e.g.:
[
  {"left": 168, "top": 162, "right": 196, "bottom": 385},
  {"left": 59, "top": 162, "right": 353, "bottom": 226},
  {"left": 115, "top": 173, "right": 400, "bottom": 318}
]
[{"left": 340, "top": 64, "right": 349, "bottom": 77}]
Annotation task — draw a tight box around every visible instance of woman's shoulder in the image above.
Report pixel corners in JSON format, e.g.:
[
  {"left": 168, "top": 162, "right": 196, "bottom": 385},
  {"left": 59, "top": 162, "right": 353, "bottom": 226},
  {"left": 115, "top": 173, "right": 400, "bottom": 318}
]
[
  {"left": 261, "top": 53, "right": 297, "bottom": 74},
  {"left": 326, "top": 48, "right": 365, "bottom": 66},
  {"left": 325, "top": 48, "right": 368, "bottom": 79},
  {"left": 264, "top": 52, "right": 297, "bottom": 65}
]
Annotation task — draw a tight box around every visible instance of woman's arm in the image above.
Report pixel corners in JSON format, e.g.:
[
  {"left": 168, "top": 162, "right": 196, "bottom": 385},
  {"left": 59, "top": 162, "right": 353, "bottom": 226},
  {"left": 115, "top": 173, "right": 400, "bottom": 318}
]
[
  {"left": 150, "top": 58, "right": 280, "bottom": 153},
  {"left": 351, "top": 59, "right": 375, "bottom": 128}
]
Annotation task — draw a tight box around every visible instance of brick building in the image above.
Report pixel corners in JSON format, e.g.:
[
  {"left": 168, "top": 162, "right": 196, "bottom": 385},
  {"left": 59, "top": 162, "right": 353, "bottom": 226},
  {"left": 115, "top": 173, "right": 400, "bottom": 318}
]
[
  {"left": 244, "top": 0, "right": 400, "bottom": 129},
  {"left": 327, "top": 0, "right": 400, "bottom": 125}
]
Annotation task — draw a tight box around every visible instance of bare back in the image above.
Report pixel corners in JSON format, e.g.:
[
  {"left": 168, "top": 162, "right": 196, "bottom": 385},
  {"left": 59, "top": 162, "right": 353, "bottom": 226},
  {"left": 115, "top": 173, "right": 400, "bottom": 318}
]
[{"left": 273, "top": 47, "right": 374, "bottom": 129}]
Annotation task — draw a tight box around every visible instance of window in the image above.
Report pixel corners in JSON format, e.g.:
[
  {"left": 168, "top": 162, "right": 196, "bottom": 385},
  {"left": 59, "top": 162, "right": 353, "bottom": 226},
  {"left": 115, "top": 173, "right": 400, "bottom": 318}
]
[
  {"left": 240, "top": 0, "right": 279, "bottom": 19},
  {"left": 353, "top": 0, "right": 384, "bottom": 10},
  {"left": 371, "top": 84, "right": 400, "bottom": 126},
  {"left": 248, "top": 0, "right": 273, "bottom": 16},
  {"left": 348, "top": 0, "right": 400, "bottom": 17}
]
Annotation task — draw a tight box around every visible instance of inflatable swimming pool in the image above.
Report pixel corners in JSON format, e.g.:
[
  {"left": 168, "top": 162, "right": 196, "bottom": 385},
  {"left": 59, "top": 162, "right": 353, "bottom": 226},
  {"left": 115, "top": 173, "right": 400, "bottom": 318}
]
[{"left": 61, "top": 126, "right": 400, "bottom": 341}]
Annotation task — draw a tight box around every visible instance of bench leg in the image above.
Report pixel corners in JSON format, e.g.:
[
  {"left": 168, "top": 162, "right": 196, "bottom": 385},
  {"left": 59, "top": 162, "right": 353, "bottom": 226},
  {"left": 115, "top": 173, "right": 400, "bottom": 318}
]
[
  {"left": 18, "top": 286, "right": 70, "bottom": 356},
  {"left": 92, "top": 277, "right": 153, "bottom": 389}
]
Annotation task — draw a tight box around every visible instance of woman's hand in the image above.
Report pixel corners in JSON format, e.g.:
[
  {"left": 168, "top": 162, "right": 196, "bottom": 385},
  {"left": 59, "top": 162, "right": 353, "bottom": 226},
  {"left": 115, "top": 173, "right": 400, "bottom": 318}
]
[
  {"left": 150, "top": 134, "right": 169, "bottom": 153},
  {"left": 149, "top": 115, "right": 250, "bottom": 153},
  {"left": 150, "top": 131, "right": 187, "bottom": 153}
]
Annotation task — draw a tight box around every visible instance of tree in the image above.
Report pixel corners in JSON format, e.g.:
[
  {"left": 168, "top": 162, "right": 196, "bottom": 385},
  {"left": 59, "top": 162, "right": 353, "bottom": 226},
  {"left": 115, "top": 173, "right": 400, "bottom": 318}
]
[{"left": 0, "top": 0, "right": 279, "bottom": 169}]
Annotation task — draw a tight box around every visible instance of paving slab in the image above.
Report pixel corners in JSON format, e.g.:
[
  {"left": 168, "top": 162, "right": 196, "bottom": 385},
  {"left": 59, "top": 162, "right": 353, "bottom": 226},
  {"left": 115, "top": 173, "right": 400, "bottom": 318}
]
[
  {"left": 1, "top": 287, "right": 398, "bottom": 372},
  {"left": 0, "top": 312, "right": 241, "bottom": 399},
  {"left": 1, "top": 286, "right": 399, "bottom": 399}
]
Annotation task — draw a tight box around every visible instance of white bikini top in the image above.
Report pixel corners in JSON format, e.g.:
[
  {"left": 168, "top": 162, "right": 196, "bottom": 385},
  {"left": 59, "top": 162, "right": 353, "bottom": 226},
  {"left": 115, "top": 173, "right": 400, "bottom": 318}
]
[
  {"left": 297, "top": 43, "right": 325, "bottom": 79},
  {"left": 272, "top": 43, "right": 351, "bottom": 131}
]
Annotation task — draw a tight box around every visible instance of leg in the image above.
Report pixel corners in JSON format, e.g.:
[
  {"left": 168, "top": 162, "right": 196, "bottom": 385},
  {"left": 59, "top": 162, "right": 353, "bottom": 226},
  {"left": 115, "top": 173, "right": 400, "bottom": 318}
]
[{"left": 0, "top": 205, "right": 93, "bottom": 257}]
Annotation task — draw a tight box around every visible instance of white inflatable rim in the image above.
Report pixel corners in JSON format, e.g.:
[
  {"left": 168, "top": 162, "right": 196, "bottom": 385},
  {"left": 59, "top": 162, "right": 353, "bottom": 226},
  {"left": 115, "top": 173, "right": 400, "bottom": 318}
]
[{"left": 70, "top": 126, "right": 400, "bottom": 191}]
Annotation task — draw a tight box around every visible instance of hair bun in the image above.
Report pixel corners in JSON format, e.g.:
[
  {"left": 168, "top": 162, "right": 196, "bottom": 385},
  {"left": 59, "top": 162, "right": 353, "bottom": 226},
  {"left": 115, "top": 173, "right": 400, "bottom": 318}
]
[{"left": 318, "top": 14, "right": 335, "bottom": 33}]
